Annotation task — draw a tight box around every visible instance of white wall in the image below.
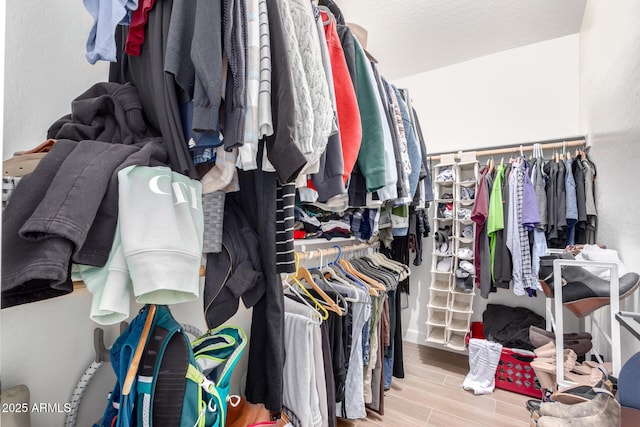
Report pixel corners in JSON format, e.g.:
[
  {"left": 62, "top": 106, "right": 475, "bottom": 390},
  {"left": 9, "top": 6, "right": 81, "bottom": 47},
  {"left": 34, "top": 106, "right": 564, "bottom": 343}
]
[
  {"left": 395, "top": 35, "right": 580, "bottom": 154},
  {"left": 2, "top": 0, "right": 109, "bottom": 159},
  {"left": 395, "top": 35, "right": 582, "bottom": 345},
  {"left": 578, "top": 0, "right": 640, "bottom": 361}
]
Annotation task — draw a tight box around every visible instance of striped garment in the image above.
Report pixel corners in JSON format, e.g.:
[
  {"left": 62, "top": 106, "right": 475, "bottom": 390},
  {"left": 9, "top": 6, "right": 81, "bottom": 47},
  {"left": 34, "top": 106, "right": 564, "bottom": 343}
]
[
  {"left": 238, "top": 0, "right": 261, "bottom": 171},
  {"left": 2, "top": 176, "right": 22, "bottom": 209},
  {"left": 258, "top": 0, "right": 276, "bottom": 172},
  {"left": 276, "top": 182, "right": 296, "bottom": 273}
]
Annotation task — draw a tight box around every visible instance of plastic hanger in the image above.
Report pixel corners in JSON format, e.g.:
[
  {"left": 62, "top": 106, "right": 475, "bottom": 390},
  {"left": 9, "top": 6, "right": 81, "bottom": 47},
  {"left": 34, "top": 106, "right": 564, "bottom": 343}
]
[
  {"left": 311, "top": 250, "right": 358, "bottom": 304},
  {"left": 293, "top": 253, "right": 344, "bottom": 316},
  {"left": 308, "top": 250, "right": 352, "bottom": 310},
  {"left": 283, "top": 279, "right": 326, "bottom": 323},
  {"left": 372, "top": 252, "right": 411, "bottom": 280},
  {"left": 329, "top": 246, "right": 378, "bottom": 297}
]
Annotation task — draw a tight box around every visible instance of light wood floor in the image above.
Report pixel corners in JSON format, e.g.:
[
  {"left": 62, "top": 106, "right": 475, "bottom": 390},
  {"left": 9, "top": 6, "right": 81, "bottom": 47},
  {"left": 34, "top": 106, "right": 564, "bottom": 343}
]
[{"left": 337, "top": 341, "right": 532, "bottom": 427}]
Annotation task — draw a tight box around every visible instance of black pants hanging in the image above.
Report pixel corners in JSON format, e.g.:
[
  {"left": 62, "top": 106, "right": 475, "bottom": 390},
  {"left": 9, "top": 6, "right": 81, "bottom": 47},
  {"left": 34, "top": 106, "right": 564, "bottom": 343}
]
[{"left": 235, "top": 161, "right": 285, "bottom": 412}]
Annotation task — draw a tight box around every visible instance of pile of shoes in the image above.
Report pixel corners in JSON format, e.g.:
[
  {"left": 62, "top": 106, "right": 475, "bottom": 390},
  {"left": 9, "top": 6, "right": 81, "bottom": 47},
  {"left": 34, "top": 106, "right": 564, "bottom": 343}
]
[
  {"left": 528, "top": 326, "right": 611, "bottom": 394},
  {"left": 527, "top": 385, "right": 620, "bottom": 426},
  {"left": 527, "top": 326, "right": 620, "bottom": 425},
  {"left": 538, "top": 253, "right": 640, "bottom": 317}
]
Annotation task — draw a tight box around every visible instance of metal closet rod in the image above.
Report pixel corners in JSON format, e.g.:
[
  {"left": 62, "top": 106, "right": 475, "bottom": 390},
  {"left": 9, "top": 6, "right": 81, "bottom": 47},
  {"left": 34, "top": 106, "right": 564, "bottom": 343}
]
[
  {"left": 296, "top": 241, "right": 380, "bottom": 261},
  {"left": 428, "top": 135, "right": 587, "bottom": 161}
]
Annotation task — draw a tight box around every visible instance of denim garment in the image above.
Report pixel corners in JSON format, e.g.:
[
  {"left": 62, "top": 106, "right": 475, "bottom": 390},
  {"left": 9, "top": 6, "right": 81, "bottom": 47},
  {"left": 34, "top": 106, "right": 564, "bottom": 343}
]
[
  {"left": 566, "top": 218, "right": 578, "bottom": 246},
  {"left": 336, "top": 285, "right": 369, "bottom": 419},
  {"left": 383, "top": 344, "right": 394, "bottom": 390},
  {"left": 362, "top": 318, "right": 371, "bottom": 365},
  {"left": 565, "top": 159, "right": 578, "bottom": 220}
]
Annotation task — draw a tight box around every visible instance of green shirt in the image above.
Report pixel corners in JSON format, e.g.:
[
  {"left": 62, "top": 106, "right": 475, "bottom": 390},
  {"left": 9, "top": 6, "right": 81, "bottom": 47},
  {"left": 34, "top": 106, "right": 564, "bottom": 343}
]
[{"left": 486, "top": 164, "right": 505, "bottom": 280}]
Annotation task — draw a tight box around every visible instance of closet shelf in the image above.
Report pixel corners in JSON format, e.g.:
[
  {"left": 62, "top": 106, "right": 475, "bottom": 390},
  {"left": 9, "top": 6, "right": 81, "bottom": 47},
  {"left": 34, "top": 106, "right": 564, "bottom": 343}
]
[
  {"left": 429, "top": 281, "right": 451, "bottom": 292},
  {"left": 432, "top": 252, "right": 453, "bottom": 258}
]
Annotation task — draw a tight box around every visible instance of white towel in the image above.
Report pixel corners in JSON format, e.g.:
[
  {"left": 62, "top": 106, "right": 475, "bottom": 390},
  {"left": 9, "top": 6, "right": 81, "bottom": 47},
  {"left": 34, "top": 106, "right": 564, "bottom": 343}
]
[{"left": 463, "top": 338, "right": 503, "bottom": 395}]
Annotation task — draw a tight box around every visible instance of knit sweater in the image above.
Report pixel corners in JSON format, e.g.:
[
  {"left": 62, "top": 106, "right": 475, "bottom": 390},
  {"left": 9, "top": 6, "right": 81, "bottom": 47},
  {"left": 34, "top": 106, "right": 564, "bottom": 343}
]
[{"left": 286, "top": 0, "right": 333, "bottom": 173}]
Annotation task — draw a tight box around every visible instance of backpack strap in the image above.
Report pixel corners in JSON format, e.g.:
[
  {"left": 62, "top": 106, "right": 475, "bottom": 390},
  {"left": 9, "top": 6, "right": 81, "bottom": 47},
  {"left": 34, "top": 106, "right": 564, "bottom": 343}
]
[
  {"left": 186, "top": 364, "right": 225, "bottom": 426},
  {"left": 123, "top": 304, "right": 157, "bottom": 396}
]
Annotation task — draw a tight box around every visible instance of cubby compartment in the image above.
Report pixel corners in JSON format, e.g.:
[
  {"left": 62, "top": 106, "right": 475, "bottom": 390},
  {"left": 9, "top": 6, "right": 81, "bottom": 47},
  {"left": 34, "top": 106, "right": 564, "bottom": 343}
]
[
  {"left": 428, "top": 289, "right": 450, "bottom": 309},
  {"left": 427, "top": 307, "right": 448, "bottom": 327},
  {"left": 430, "top": 278, "right": 451, "bottom": 292},
  {"left": 426, "top": 324, "right": 447, "bottom": 344},
  {"left": 445, "top": 329, "right": 467, "bottom": 351},
  {"left": 447, "top": 310, "right": 473, "bottom": 331},
  {"left": 450, "top": 292, "right": 474, "bottom": 312}
]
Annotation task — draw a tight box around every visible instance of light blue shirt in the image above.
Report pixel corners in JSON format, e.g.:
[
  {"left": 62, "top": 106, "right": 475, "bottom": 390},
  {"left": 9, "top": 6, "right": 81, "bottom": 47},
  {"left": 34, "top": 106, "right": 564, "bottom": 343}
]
[{"left": 84, "top": 0, "right": 138, "bottom": 64}]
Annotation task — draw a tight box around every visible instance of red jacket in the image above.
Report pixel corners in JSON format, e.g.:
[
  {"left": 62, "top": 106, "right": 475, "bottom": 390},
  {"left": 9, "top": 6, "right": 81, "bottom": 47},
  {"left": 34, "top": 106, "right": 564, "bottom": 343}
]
[{"left": 322, "top": 11, "right": 362, "bottom": 185}]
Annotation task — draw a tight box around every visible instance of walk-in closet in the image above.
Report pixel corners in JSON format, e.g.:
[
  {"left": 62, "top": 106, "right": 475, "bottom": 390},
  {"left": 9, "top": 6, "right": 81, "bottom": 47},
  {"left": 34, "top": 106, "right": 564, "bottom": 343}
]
[{"left": 2, "top": 1, "right": 640, "bottom": 426}]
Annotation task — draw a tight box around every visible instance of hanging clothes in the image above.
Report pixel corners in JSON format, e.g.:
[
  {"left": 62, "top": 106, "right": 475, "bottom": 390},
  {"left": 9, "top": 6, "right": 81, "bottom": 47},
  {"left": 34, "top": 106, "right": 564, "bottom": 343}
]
[{"left": 471, "top": 166, "right": 492, "bottom": 294}]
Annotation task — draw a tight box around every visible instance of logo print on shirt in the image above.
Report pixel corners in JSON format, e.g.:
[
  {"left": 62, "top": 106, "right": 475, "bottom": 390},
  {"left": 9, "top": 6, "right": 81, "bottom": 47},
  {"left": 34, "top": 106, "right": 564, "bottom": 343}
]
[{"left": 149, "top": 175, "right": 200, "bottom": 210}]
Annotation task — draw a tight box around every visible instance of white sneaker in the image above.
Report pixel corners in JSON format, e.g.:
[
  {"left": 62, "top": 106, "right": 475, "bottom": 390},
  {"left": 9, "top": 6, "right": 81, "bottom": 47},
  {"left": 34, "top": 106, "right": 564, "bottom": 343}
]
[
  {"left": 459, "top": 260, "right": 475, "bottom": 275},
  {"left": 457, "top": 248, "right": 473, "bottom": 259},
  {"left": 436, "top": 257, "right": 453, "bottom": 272}
]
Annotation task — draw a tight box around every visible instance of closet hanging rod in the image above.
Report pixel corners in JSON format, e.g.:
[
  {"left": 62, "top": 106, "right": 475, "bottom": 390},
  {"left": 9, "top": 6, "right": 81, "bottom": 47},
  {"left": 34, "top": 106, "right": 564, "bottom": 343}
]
[
  {"left": 296, "top": 241, "right": 380, "bottom": 261},
  {"left": 427, "top": 135, "right": 587, "bottom": 161}
]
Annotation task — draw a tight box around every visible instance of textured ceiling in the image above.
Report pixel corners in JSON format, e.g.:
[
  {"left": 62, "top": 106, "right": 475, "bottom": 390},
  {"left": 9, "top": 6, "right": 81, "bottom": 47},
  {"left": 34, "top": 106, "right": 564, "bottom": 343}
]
[{"left": 336, "top": 0, "right": 587, "bottom": 80}]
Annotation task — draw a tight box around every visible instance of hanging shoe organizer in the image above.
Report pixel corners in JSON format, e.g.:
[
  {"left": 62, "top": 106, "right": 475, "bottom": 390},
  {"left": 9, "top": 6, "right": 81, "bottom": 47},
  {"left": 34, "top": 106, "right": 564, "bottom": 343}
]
[{"left": 427, "top": 154, "right": 479, "bottom": 350}]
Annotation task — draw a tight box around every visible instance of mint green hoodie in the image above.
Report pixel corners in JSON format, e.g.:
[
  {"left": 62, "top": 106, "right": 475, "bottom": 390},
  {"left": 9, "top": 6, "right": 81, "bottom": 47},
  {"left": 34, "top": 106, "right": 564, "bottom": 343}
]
[{"left": 79, "top": 166, "right": 204, "bottom": 324}]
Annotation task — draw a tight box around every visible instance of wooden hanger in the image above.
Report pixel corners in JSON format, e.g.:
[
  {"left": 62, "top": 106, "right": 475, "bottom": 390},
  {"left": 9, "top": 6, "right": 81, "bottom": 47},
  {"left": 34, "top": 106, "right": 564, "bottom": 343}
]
[
  {"left": 294, "top": 253, "right": 343, "bottom": 316},
  {"left": 339, "top": 258, "right": 386, "bottom": 293}
]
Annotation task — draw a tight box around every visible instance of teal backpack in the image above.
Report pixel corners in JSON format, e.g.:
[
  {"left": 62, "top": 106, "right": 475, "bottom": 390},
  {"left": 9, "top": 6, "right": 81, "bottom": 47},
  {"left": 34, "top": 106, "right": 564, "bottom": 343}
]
[{"left": 96, "top": 305, "right": 246, "bottom": 427}]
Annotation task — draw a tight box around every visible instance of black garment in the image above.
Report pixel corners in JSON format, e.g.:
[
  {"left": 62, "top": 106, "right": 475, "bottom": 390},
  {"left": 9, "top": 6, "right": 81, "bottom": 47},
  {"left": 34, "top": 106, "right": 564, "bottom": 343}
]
[
  {"left": 320, "top": 319, "right": 337, "bottom": 427},
  {"left": 336, "top": 25, "right": 356, "bottom": 87},
  {"left": 543, "top": 160, "right": 558, "bottom": 239},
  {"left": 382, "top": 236, "right": 408, "bottom": 379},
  {"left": 482, "top": 304, "right": 545, "bottom": 351},
  {"left": 237, "top": 151, "right": 284, "bottom": 412},
  {"left": 1, "top": 139, "right": 166, "bottom": 308},
  {"left": 204, "top": 195, "right": 266, "bottom": 328},
  {"left": 573, "top": 155, "right": 588, "bottom": 244},
  {"left": 110, "top": 1, "right": 198, "bottom": 179},
  {"left": 323, "top": 299, "right": 346, "bottom": 405},
  {"left": 347, "top": 163, "right": 368, "bottom": 208},
  {"left": 319, "top": 0, "right": 345, "bottom": 25},
  {"left": 554, "top": 160, "right": 568, "bottom": 246},
  {"left": 47, "top": 82, "right": 157, "bottom": 146},
  {"left": 275, "top": 183, "right": 296, "bottom": 274},
  {"left": 493, "top": 163, "right": 512, "bottom": 289},
  {"left": 264, "top": 0, "right": 307, "bottom": 183}
]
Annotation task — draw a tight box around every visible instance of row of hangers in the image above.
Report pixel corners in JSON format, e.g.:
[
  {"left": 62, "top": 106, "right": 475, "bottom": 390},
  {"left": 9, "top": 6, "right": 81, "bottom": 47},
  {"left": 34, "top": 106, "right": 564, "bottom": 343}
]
[
  {"left": 484, "top": 141, "right": 589, "bottom": 174},
  {"left": 282, "top": 246, "right": 409, "bottom": 323}
]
